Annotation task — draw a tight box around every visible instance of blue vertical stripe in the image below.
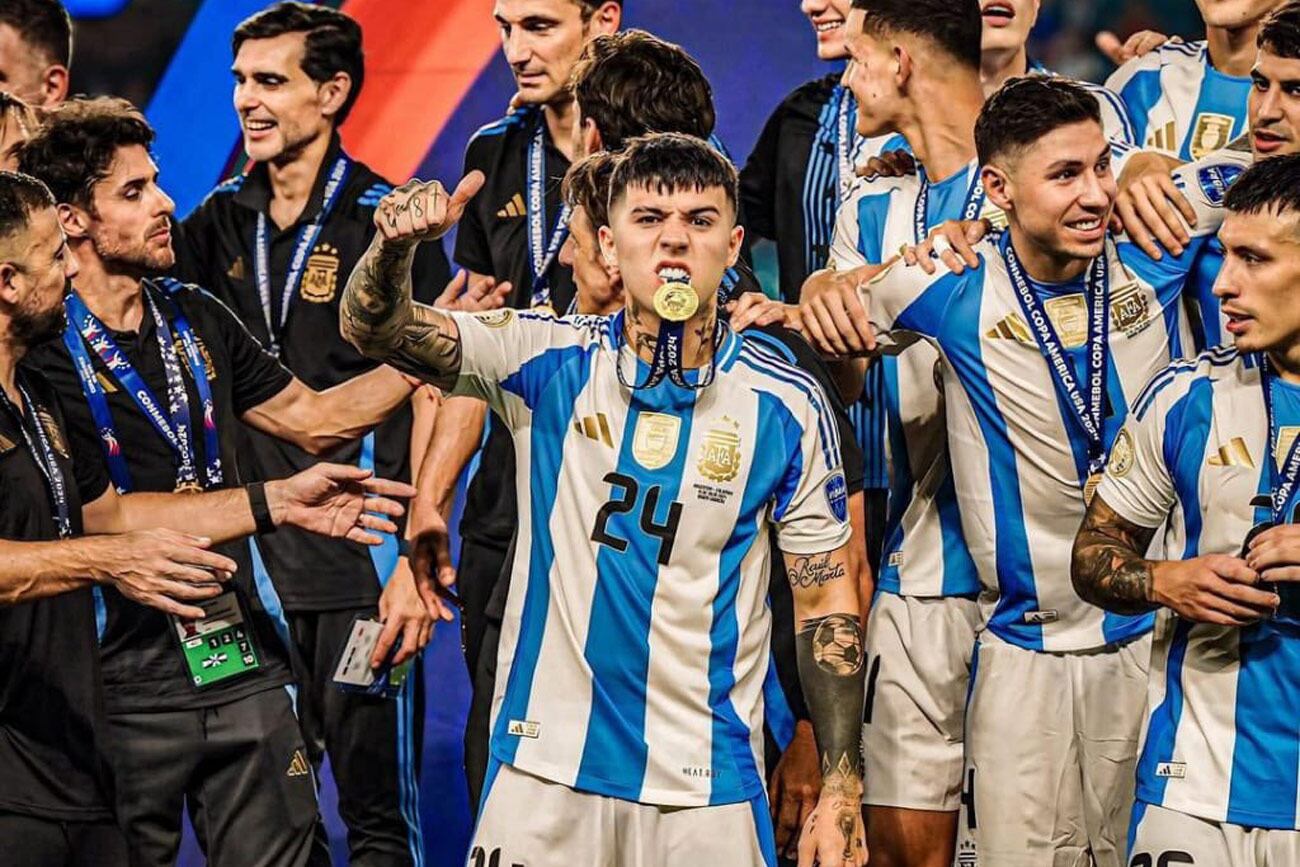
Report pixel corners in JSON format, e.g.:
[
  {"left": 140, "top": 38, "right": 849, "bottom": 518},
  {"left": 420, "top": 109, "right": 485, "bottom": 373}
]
[
  {"left": 935, "top": 469, "right": 979, "bottom": 597},
  {"left": 93, "top": 587, "right": 107, "bottom": 643},
  {"left": 1163, "top": 381, "right": 1215, "bottom": 558},
  {"left": 395, "top": 665, "right": 425, "bottom": 867},
  {"left": 1226, "top": 626, "right": 1300, "bottom": 826},
  {"left": 1176, "top": 65, "right": 1251, "bottom": 161},
  {"left": 247, "top": 536, "right": 291, "bottom": 653},
  {"left": 358, "top": 432, "right": 401, "bottom": 588},
  {"left": 876, "top": 356, "right": 911, "bottom": 594},
  {"left": 1127, "top": 799, "right": 1149, "bottom": 859},
  {"left": 1134, "top": 619, "right": 1194, "bottom": 805},
  {"left": 749, "top": 791, "right": 779, "bottom": 867},
  {"left": 1115, "top": 68, "right": 1165, "bottom": 147},
  {"left": 762, "top": 653, "right": 796, "bottom": 752}
]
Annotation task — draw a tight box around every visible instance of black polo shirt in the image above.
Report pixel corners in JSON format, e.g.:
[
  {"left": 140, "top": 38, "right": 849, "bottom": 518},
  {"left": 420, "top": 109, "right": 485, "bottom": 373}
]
[
  {"left": 0, "top": 367, "right": 113, "bottom": 820},
  {"left": 29, "top": 280, "right": 296, "bottom": 714},
  {"left": 741, "top": 73, "right": 841, "bottom": 303},
  {"left": 173, "top": 134, "right": 451, "bottom": 610}
]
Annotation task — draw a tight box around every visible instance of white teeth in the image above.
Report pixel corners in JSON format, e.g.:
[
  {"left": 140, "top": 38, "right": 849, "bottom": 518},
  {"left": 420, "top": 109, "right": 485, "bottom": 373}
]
[
  {"left": 816, "top": 21, "right": 843, "bottom": 32},
  {"left": 657, "top": 267, "right": 690, "bottom": 283},
  {"left": 246, "top": 120, "right": 274, "bottom": 131},
  {"left": 1071, "top": 219, "right": 1100, "bottom": 230}
]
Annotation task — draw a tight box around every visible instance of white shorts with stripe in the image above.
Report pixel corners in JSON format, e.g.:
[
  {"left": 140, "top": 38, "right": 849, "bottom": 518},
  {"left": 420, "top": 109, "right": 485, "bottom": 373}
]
[{"left": 1129, "top": 803, "right": 1300, "bottom": 867}]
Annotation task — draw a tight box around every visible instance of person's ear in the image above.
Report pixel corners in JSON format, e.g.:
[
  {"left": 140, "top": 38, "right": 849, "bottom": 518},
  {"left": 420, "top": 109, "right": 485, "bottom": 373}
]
[{"left": 318, "top": 72, "right": 352, "bottom": 121}]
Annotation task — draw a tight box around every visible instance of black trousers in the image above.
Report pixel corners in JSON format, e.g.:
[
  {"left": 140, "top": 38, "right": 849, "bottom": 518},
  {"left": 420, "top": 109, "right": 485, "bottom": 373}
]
[
  {"left": 289, "top": 607, "right": 425, "bottom": 867},
  {"left": 456, "top": 538, "right": 509, "bottom": 681},
  {"left": 104, "top": 687, "right": 317, "bottom": 867},
  {"left": 0, "top": 811, "right": 127, "bottom": 867}
]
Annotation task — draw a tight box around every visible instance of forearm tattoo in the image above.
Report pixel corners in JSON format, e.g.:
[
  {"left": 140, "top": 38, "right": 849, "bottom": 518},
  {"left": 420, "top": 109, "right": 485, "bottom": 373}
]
[
  {"left": 787, "top": 553, "right": 847, "bottom": 590},
  {"left": 1071, "top": 495, "right": 1160, "bottom": 615},
  {"left": 341, "top": 239, "right": 461, "bottom": 389}
]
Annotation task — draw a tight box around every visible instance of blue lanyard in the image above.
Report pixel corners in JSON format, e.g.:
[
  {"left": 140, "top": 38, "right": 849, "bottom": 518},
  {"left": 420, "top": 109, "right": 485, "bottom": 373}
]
[
  {"left": 0, "top": 377, "right": 72, "bottom": 537},
  {"left": 914, "top": 163, "right": 986, "bottom": 245},
  {"left": 1003, "top": 238, "right": 1111, "bottom": 477},
  {"left": 527, "top": 116, "right": 571, "bottom": 309},
  {"left": 615, "top": 312, "right": 725, "bottom": 391},
  {"left": 63, "top": 287, "right": 222, "bottom": 492},
  {"left": 253, "top": 154, "right": 351, "bottom": 355},
  {"left": 1260, "top": 357, "right": 1300, "bottom": 523}
]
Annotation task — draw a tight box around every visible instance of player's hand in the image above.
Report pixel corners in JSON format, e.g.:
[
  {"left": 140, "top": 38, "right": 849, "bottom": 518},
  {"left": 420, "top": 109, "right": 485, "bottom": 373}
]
[
  {"left": 1244, "top": 525, "right": 1300, "bottom": 582},
  {"left": 408, "top": 504, "right": 459, "bottom": 624},
  {"left": 375, "top": 171, "right": 484, "bottom": 246},
  {"left": 797, "top": 784, "right": 868, "bottom": 867},
  {"left": 433, "top": 269, "right": 512, "bottom": 313},
  {"left": 857, "top": 148, "right": 915, "bottom": 179},
  {"left": 903, "top": 219, "right": 988, "bottom": 274},
  {"left": 799, "top": 265, "right": 882, "bottom": 357},
  {"left": 98, "top": 529, "right": 235, "bottom": 620},
  {"left": 372, "top": 557, "right": 435, "bottom": 668},
  {"left": 1111, "top": 151, "right": 1195, "bottom": 259},
  {"left": 1150, "top": 554, "right": 1276, "bottom": 626},
  {"left": 725, "top": 292, "right": 796, "bottom": 332},
  {"left": 1095, "top": 30, "right": 1173, "bottom": 65},
  {"left": 769, "top": 720, "right": 822, "bottom": 859},
  {"left": 267, "top": 464, "right": 415, "bottom": 545}
]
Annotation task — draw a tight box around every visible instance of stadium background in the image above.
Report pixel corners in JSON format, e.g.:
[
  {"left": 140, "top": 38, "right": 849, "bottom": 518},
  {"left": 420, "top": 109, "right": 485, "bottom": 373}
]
[{"left": 56, "top": 0, "right": 1206, "bottom": 863}]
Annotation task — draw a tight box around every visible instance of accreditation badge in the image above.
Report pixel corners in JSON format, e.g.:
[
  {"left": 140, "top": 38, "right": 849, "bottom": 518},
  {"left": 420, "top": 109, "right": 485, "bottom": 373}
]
[
  {"left": 172, "top": 591, "right": 260, "bottom": 688},
  {"left": 330, "top": 615, "right": 412, "bottom": 698}
]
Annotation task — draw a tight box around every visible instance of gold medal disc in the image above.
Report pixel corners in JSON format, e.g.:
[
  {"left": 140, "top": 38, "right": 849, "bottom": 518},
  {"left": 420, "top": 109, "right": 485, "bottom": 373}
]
[{"left": 653, "top": 282, "right": 699, "bottom": 323}]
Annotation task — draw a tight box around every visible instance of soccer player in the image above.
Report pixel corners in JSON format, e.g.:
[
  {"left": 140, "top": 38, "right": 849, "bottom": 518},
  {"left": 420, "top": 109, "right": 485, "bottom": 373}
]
[
  {"left": 800, "top": 76, "right": 1214, "bottom": 866},
  {"left": 0, "top": 91, "right": 39, "bottom": 170},
  {"left": 1071, "top": 154, "right": 1300, "bottom": 866},
  {"left": 18, "top": 96, "right": 439, "bottom": 867},
  {"left": 343, "top": 133, "right": 867, "bottom": 867},
  {"left": 0, "top": 0, "right": 70, "bottom": 108},
  {"left": 172, "top": 5, "right": 460, "bottom": 861},
  {"left": 0, "top": 169, "right": 413, "bottom": 866}
]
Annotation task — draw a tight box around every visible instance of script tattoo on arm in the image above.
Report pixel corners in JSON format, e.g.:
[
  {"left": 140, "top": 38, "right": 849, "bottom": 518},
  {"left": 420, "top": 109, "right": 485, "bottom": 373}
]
[
  {"left": 1071, "top": 494, "right": 1160, "bottom": 615},
  {"left": 341, "top": 237, "right": 462, "bottom": 390},
  {"left": 787, "top": 552, "right": 847, "bottom": 589}
]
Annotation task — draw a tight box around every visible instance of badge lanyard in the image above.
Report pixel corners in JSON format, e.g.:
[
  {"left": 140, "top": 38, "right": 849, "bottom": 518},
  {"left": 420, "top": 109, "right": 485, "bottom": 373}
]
[
  {"left": 834, "top": 84, "right": 863, "bottom": 200},
  {"left": 527, "top": 117, "right": 571, "bottom": 309},
  {"left": 1260, "top": 356, "right": 1300, "bottom": 523},
  {"left": 616, "top": 313, "right": 726, "bottom": 391},
  {"left": 914, "top": 164, "right": 986, "bottom": 245},
  {"left": 1003, "top": 238, "right": 1111, "bottom": 482},
  {"left": 0, "top": 376, "right": 72, "bottom": 537},
  {"left": 253, "top": 154, "right": 351, "bottom": 355},
  {"left": 63, "top": 288, "right": 222, "bottom": 493}
]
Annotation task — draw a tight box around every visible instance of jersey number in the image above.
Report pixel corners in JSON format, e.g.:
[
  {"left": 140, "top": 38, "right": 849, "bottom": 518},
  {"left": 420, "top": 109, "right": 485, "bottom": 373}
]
[
  {"left": 591, "top": 472, "right": 683, "bottom": 566},
  {"left": 1130, "top": 854, "right": 1194, "bottom": 866}
]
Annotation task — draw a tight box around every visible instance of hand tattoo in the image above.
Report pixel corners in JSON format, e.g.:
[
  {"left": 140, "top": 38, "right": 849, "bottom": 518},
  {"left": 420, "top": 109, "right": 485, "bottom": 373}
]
[
  {"left": 787, "top": 553, "right": 847, "bottom": 590},
  {"left": 1071, "top": 494, "right": 1159, "bottom": 615}
]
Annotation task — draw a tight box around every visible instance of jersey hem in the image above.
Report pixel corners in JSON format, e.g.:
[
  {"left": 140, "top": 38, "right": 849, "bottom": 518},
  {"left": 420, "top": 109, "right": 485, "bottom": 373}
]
[
  {"left": 984, "top": 613, "right": 1153, "bottom": 652},
  {"left": 1136, "top": 792, "right": 1300, "bottom": 832},
  {"left": 101, "top": 670, "right": 294, "bottom": 715}
]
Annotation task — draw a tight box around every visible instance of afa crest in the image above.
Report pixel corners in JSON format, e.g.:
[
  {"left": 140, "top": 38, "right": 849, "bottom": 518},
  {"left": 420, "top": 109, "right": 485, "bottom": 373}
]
[
  {"left": 698, "top": 416, "right": 742, "bottom": 483},
  {"left": 1109, "top": 282, "right": 1151, "bottom": 338},
  {"left": 301, "top": 243, "right": 341, "bottom": 303}
]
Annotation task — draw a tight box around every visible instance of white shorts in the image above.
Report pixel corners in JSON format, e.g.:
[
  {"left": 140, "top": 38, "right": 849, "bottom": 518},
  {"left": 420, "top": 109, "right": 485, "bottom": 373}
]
[
  {"left": 470, "top": 761, "right": 776, "bottom": 867},
  {"left": 862, "top": 592, "right": 980, "bottom": 811},
  {"left": 1129, "top": 803, "right": 1300, "bottom": 867},
  {"left": 956, "top": 632, "right": 1151, "bottom": 867}
]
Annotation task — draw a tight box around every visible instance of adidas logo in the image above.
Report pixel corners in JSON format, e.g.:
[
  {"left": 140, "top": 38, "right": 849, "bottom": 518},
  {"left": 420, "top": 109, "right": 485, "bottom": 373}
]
[
  {"left": 1207, "top": 437, "right": 1255, "bottom": 469},
  {"left": 496, "top": 192, "right": 526, "bottom": 219},
  {"left": 985, "top": 313, "right": 1034, "bottom": 345},
  {"left": 286, "top": 749, "right": 311, "bottom": 778},
  {"left": 227, "top": 256, "right": 246, "bottom": 281},
  {"left": 573, "top": 412, "right": 614, "bottom": 447}
]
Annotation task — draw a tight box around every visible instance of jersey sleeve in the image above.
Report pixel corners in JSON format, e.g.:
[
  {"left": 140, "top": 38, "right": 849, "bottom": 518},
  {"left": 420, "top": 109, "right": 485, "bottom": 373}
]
[
  {"left": 827, "top": 190, "right": 868, "bottom": 271},
  {"left": 1083, "top": 82, "right": 1138, "bottom": 146},
  {"left": 859, "top": 254, "right": 962, "bottom": 343},
  {"left": 449, "top": 310, "right": 598, "bottom": 429},
  {"left": 773, "top": 386, "right": 854, "bottom": 555},
  {"left": 1095, "top": 374, "right": 1180, "bottom": 529},
  {"left": 1105, "top": 53, "right": 1166, "bottom": 152},
  {"left": 199, "top": 289, "right": 295, "bottom": 415}
]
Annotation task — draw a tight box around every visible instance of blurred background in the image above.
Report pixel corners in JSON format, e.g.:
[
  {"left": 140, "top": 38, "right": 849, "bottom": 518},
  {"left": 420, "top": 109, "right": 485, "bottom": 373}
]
[{"left": 56, "top": 1, "right": 1209, "bottom": 864}]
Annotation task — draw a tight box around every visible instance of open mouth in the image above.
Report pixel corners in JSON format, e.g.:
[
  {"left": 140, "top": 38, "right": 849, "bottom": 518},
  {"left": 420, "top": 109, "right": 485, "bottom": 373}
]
[
  {"left": 981, "top": 1, "right": 1016, "bottom": 24},
  {"left": 813, "top": 18, "right": 844, "bottom": 34},
  {"left": 1254, "top": 129, "right": 1288, "bottom": 152},
  {"left": 243, "top": 118, "right": 276, "bottom": 134},
  {"left": 657, "top": 265, "right": 692, "bottom": 284}
]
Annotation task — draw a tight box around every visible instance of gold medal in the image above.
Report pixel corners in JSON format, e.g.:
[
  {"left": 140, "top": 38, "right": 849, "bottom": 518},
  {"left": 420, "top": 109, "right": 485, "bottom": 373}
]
[
  {"left": 652, "top": 282, "right": 698, "bottom": 323},
  {"left": 1083, "top": 472, "right": 1103, "bottom": 507}
]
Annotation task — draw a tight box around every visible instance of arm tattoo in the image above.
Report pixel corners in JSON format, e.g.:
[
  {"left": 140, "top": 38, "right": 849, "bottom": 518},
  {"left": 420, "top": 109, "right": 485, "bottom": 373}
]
[
  {"left": 1071, "top": 494, "right": 1160, "bottom": 615},
  {"left": 787, "top": 552, "right": 847, "bottom": 589},
  {"left": 796, "top": 610, "right": 865, "bottom": 841},
  {"left": 341, "top": 238, "right": 462, "bottom": 390}
]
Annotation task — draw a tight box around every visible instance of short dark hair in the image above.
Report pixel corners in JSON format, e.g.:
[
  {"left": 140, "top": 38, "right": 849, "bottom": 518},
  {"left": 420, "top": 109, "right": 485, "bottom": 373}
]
[
  {"left": 1259, "top": 0, "right": 1300, "bottom": 59},
  {"left": 16, "top": 96, "right": 153, "bottom": 210},
  {"left": 563, "top": 151, "right": 618, "bottom": 229},
  {"left": 572, "top": 30, "right": 715, "bottom": 152},
  {"left": 0, "top": 170, "right": 54, "bottom": 244},
  {"left": 233, "top": 2, "right": 364, "bottom": 125},
  {"left": 1224, "top": 153, "right": 1300, "bottom": 223},
  {"left": 975, "top": 76, "right": 1102, "bottom": 165},
  {"left": 573, "top": 0, "right": 622, "bottom": 19},
  {"left": 608, "top": 133, "right": 738, "bottom": 220},
  {"left": 851, "top": 0, "right": 981, "bottom": 71},
  {"left": 0, "top": 0, "right": 71, "bottom": 68}
]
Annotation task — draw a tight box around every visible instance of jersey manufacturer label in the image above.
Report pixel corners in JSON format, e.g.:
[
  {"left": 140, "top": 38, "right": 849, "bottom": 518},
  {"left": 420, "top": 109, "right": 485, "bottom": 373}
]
[
  {"left": 1155, "top": 762, "right": 1187, "bottom": 778},
  {"left": 1023, "top": 609, "right": 1059, "bottom": 624},
  {"left": 1207, "top": 436, "right": 1255, "bottom": 469},
  {"left": 507, "top": 719, "right": 541, "bottom": 739}
]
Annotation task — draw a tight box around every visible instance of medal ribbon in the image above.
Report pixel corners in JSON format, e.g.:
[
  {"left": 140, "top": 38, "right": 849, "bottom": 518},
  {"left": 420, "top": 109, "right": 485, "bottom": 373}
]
[
  {"left": 1003, "top": 238, "right": 1111, "bottom": 479},
  {"left": 253, "top": 154, "right": 351, "bottom": 355},
  {"left": 0, "top": 376, "right": 72, "bottom": 537},
  {"left": 1260, "top": 356, "right": 1300, "bottom": 523},
  {"left": 616, "top": 312, "right": 726, "bottom": 392},
  {"left": 527, "top": 117, "right": 572, "bottom": 309},
  {"left": 914, "top": 163, "right": 986, "bottom": 245}
]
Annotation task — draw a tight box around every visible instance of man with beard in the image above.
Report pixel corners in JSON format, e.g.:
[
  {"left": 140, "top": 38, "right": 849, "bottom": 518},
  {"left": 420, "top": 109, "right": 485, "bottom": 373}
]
[
  {"left": 20, "top": 96, "right": 437, "bottom": 867},
  {"left": 0, "top": 0, "right": 70, "bottom": 108},
  {"left": 0, "top": 168, "right": 415, "bottom": 867}
]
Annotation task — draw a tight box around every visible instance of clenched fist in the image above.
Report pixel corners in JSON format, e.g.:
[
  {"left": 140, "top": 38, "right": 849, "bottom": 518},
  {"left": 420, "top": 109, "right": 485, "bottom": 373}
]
[{"left": 374, "top": 171, "right": 485, "bottom": 246}]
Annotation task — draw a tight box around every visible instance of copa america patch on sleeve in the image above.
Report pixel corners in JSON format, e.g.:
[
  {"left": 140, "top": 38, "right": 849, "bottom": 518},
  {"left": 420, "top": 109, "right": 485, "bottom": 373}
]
[
  {"left": 824, "top": 472, "right": 848, "bottom": 523},
  {"left": 1197, "top": 164, "right": 1245, "bottom": 207}
]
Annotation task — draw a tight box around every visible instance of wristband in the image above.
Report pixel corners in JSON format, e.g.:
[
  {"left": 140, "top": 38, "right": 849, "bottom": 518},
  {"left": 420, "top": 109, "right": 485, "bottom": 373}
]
[{"left": 246, "top": 482, "right": 278, "bottom": 535}]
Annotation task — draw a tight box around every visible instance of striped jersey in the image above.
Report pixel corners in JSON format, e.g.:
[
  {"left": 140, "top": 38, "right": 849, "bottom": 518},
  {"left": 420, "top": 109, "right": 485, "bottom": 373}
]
[
  {"left": 1098, "top": 348, "right": 1300, "bottom": 829},
  {"left": 1107, "top": 41, "right": 1251, "bottom": 161},
  {"left": 450, "top": 309, "right": 852, "bottom": 806},
  {"left": 828, "top": 163, "right": 990, "bottom": 598},
  {"left": 861, "top": 231, "right": 1199, "bottom": 651}
]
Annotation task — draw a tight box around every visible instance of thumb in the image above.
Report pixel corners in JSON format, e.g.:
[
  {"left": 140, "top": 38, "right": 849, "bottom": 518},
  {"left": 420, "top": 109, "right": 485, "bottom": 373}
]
[
  {"left": 1095, "top": 30, "right": 1125, "bottom": 64},
  {"left": 450, "top": 171, "right": 486, "bottom": 211},
  {"left": 435, "top": 269, "right": 469, "bottom": 307}
]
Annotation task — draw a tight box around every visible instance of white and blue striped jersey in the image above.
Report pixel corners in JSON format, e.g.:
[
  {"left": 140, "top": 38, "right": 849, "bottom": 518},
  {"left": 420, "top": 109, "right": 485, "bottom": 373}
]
[
  {"left": 861, "top": 231, "right": 1199, "bottom": 651},
  {"left": 1107, "top": 41, "right": 1252, "bottom": 160},
  {"left": 1098, "top": 348, "right": 1300, "bottom": 829},
  {"left": 828, "top": 164, "right": 990, "bottom": 598},
  {"left": 449, "top": 309, "right": 852, "bottom": 807}
]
